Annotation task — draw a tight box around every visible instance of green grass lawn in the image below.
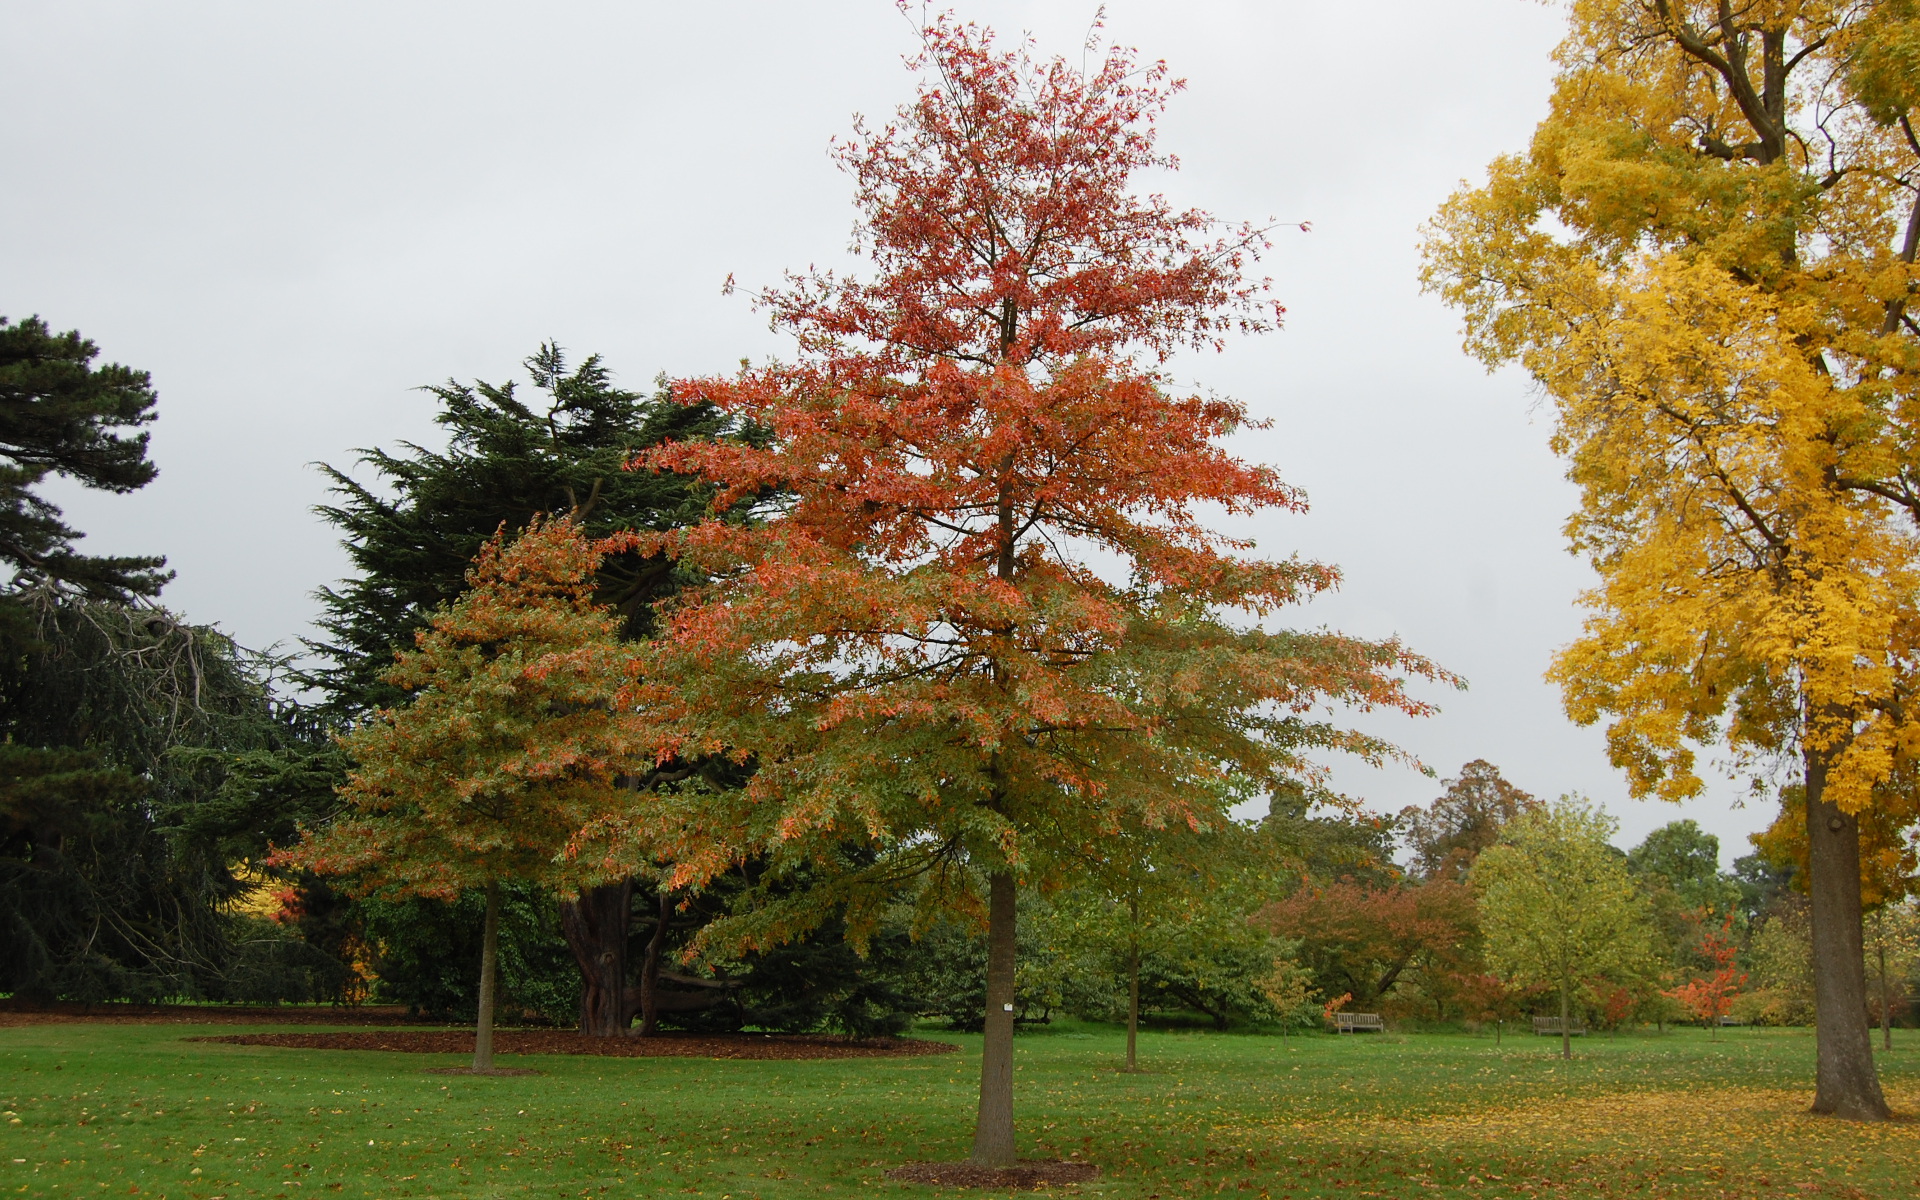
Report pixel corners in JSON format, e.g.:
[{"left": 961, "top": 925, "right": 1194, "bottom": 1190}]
[{"left": 2, "top": 1020, "right": 1916, "bottom": 1199}]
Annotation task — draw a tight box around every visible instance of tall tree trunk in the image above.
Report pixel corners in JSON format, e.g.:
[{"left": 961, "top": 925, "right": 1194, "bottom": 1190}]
[
  {"left": 473, "top": 881, "right": 500, "bottom": 1073},
  {"left": 1125, "top": 890, "right": 1141, "bottom": 1073},
  {"left": 1806, "top": 751, "right": 1890, "bottom": 1119},
  {"left": 969, "top": 870, "right": 1017, "bottom": 1168},
  {"left": 637, "top": 887, "right": 671, "bottom": 1038},
  {"left": 1559, "top": 976, "right": 1571, "bottom": 1061},
  {"left": 1126, "top": 939, "right": 1140, "bottom": 1073},
  {"left": 559, "top": 878, "right": 634, "bottom": 1037}
]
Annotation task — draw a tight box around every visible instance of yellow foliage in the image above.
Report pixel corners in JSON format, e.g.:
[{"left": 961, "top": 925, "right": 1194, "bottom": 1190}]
[{"left": 1423, "top": 1, "right": 1920, "bottom": 823}]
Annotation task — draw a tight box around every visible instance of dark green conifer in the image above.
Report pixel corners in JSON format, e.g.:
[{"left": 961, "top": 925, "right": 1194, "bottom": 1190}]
[
  {"left": 0, "top": 315, "right": 168, "bottom": 603},
  {"left": 302, "top": 343, "right": 727, "bottom": 718}
]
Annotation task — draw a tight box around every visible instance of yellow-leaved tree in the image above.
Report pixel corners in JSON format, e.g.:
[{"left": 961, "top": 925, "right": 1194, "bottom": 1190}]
[
  {"left": 1423, "top": 0, "right": 1920, "bottom": 1119},
  {"left": 281, "top": 518, "right": 643, "bottom": 1072}
]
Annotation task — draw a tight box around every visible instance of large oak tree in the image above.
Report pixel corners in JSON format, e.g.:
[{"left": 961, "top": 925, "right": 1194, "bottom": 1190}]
[{"left": 615, "top": 13, "right": 1449, "bottom": 1168}]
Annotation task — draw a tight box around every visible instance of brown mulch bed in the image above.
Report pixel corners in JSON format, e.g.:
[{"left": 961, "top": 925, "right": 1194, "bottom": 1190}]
[
  {"left": 0, "top": 1001, "right": 451, "bottom": 1027},
  {"left": 188, "top": 1030, "right": 959, "bottom": 1059},
  {"left": 885, "top": 1161, "right": 1099, "bottom": 1189}
]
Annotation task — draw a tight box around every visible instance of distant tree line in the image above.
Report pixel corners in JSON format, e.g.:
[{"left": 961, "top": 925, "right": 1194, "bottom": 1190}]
[
  {"left": 0, "top": 324, "right": 1360, "bottom": 1035},
  {"left": 4, "top": 323, "right": 1911, "bottom": 1041}
]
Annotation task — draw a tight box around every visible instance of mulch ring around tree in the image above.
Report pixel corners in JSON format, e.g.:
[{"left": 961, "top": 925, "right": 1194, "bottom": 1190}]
[
  {"left": 885, "top": 1161, "right": 1099, "bottom": 1190},
  {"left": 187, "top": 1030, "right": 960, "bottom": 1060}
]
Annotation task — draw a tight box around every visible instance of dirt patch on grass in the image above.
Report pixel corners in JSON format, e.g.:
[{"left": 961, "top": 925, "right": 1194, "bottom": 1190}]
[
  {"left": 885, "top": 1161, "right": 1099, "bottom": 1189},
  {"left": 0, "top": 1001, "right": 450, "bottom": 1027},
  {"left": 190, "top": 1030, "right": 959, "bottom": 1059}
]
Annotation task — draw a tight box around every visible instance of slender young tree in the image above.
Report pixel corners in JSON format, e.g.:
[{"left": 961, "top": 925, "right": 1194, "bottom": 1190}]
[
  {"left": 617, "top": 13, "right": 1449, "bottom": 1168},
  {"left": 1422, "top": 0, "right": 1920, "bottom": 1119},
  {"left": 1863, "top": 901, "right": 1920, "bottom": 1051},
  {"left": 282, "top": 519, "right": 641, "bottom": 1071},
  {"left": 1472, "top": 798, "right": 1656, "bottom": 1060},
  {"left": 1666, "top": 913, "right": 1748, "bottom": 1037},
  {"left": 1055, "top": 823, "right": 1277, "bottom": 1070}
]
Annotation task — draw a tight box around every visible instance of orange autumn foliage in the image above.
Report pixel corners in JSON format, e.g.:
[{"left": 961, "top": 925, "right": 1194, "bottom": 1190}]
[
  {"left": 600, "top": 9, "right": 1452, "bottom": 946},
  {"left": 1667, "top": 914, "right": 1749, "bottom": 1030},
  {"left": 1256, "top": 878, "right": 1480, "bottom": 1013}
]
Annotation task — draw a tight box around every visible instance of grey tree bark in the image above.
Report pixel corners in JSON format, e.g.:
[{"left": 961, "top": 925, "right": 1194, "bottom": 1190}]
[
  {"left": 1125, "top": 889, "right": 1141, "bottom": 1072},
  {"left": 1805, "top": 751, "right": 1890, "bottom": 1119},
  {"left": 969, "top": 871, "right": 1018, "bottom": 1167},
  {"left": 472, "top": 881, "right": 501, "bottom": 1073}
]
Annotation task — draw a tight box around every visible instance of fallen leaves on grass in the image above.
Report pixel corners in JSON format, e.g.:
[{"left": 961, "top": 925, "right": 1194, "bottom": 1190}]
[
  {"left": 1220, "top": 1083, "right": 1920, "bottom": 1198},
  {"left": 1343, "top": 1085, "right": 1920, "bottom": 1148}
]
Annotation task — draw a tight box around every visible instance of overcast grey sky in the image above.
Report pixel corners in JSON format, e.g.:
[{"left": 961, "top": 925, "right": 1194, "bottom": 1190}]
[{"left": 0, "top": 0, "right": 1776, "bottom": 861}]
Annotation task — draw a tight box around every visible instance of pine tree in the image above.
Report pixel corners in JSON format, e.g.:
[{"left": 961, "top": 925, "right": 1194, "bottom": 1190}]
[
  {"left": 305, "top": 344, "right": 723, "bottom": 718},
  {"left": 0, "top": 315, "right": 168, "bottom": 607},
  {"left": 1, "top": 596, "right": 331, "bottom": 1002}
]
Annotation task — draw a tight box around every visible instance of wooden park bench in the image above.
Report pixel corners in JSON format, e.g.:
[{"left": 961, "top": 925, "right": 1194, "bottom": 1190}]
[
  {"left": 1532, "top": 1016, "right": 1587, "bottom": 1036},
  {"left": 1333, "top": 1012, "right": 1384, "bottom": 1034}
]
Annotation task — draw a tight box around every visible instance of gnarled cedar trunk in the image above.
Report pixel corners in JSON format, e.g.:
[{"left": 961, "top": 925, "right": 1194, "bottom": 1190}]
[
  {"left": 1806, "top": 750, "right": 1890, "bottom": 1120},
  {"left": 560, "top": 878, "right": 634, "bottom": 1037},
  {"left": 970, "top": 870, "right": 1017, "bottom": 1168}
]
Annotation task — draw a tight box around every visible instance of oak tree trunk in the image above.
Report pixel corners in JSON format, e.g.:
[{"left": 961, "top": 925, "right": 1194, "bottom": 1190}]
[
  {"left": 969, "top": 870, "right": 1017, "bottom": 1168},
  {"left": 560, "top": 877, "right": 634, "bottom": 1037},
  {"left": 637, "top": 887, "right": 672, "bottom": 1038},
  {"left": 473, "top": 881, "right": 501, "bottom": 1073},
  {"left": 1805, "top": 752, "right": 1890, "bottom": 1119}
]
